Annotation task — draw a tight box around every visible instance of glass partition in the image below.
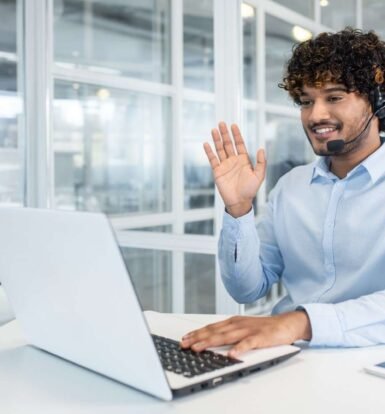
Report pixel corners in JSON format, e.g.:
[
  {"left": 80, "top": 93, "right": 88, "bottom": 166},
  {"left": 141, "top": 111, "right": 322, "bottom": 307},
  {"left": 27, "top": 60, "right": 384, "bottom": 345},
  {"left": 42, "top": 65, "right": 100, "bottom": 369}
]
[
  {"left": 121, "top": 247, "right": 172, "bottom": 312},
  {"left": 265, "top": 113, "right": 313, "bottom": 194},
  {"left": 183, "top": 100, "right": 215, "bottom": 210},
  {"left": 54, "top": 0, "right": 171, "bottom": 83},
  {"left": 243, "top": 2, "right": 257, "bottom": 100},
  {"left": 183, "top": 0, "right": 214, "bottom": 91},
  {"left": 273, "top": 0, "right": 314, "bottom": 19},
  {"left": 321, "top": 0, "right": 356, "bottom": 30},
  {"left": 266, "top": 15, "right": 311, "bottom": 106},
  {"left": 0, "top": 0, "right": 23, "bottom": 206},
  {"left": 243, "top": 107, "right": 259, "bottom": 211},
  {"left": 184, "top": 253, "right": 215, "bottom": 313},
  {"left": 184, "top": 219, "right": 214, "bottom": 235},
  {"left": 53, "top": 81, "right": 172, "bottom": 214},
  {"left": 362, "top": 0, "right": 385, "bottom": 40}
]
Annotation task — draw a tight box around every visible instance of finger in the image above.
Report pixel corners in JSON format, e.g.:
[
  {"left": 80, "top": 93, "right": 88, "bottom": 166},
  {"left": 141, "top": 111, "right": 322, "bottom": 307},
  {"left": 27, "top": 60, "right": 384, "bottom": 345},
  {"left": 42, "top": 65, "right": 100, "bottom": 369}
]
[
  {"left": 230, "top": 124, "right": 248, "bottom": 155},
  {"left": 218, "top": 122, "right": 236, "bottom": 157},
  {"left": 190, "top": 329, "right": 250, "bottom": 352},
  {"left": 180, "top": 318, "right": 235, "bottom": 347},
  {"left": 203, "top": 142, "right": 220, "bottom": 169},
  {"left": 254, "top": 148, "right": 266, "bottom": 180},
  {"left": 228, "top": 335, "right": 262, "bottom": 358},
  {"left": 211, "top": 128, "right": 227, "bottom": 161}
]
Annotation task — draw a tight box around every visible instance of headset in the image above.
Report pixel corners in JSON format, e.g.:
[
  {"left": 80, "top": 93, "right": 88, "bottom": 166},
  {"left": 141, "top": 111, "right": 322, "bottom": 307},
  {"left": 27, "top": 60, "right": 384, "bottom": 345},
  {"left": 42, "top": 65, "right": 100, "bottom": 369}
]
[
  {"left": 327, "top": 84, "right": 385, "bottom": 152},
  {"left": 369, "top": 85, "right": 385, "bottom": 132}
]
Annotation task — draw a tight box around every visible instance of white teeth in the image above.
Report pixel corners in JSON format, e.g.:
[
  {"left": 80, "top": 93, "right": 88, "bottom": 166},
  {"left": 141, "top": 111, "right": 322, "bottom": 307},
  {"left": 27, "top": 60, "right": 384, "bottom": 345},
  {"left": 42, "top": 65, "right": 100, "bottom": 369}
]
[{"left": 314, "top": 127, "right": 336, "bottom": 134}]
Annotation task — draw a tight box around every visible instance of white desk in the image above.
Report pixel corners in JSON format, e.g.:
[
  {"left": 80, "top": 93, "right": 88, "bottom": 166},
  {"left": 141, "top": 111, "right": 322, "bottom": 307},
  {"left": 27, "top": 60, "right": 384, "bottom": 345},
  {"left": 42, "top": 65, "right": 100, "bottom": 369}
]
[
  {"left": 0, "top": 286, "right": 14, "bottom": 325},
  {"left": 1, "top": 315, "right": 385, "bottom": 414}
]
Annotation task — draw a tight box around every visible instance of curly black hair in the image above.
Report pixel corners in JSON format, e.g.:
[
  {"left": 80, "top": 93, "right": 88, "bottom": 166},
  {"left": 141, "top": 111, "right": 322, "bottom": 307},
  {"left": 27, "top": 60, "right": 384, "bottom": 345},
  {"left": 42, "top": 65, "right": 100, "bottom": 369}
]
[{"left": 279, "top": 27, "right": 385, "bottom": 105}]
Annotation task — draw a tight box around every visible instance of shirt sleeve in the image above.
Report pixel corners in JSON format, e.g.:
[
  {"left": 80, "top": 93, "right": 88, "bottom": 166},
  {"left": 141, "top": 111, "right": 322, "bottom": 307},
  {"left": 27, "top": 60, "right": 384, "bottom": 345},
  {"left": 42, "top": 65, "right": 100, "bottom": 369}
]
[
  {"left": 300, "top": 290, "right": 385, "bottom": 347},
  {"left": 218, "top": 195, "right": 284, "bottom": 303}
]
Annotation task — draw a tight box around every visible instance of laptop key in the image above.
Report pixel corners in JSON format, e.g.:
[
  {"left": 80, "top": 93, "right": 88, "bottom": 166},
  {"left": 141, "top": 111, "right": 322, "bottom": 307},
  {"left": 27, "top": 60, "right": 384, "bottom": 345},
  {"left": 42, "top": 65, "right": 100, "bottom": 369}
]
[{"left": 152, "top": 334, "right": 242, "bottom": 378}]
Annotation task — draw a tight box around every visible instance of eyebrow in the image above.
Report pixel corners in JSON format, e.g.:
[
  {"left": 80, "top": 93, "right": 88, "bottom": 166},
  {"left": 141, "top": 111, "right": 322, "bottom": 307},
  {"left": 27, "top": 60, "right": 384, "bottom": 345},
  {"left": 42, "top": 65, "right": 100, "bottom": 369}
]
[{"left": 300, "top": 87, "right": 348, "bottom": 96}]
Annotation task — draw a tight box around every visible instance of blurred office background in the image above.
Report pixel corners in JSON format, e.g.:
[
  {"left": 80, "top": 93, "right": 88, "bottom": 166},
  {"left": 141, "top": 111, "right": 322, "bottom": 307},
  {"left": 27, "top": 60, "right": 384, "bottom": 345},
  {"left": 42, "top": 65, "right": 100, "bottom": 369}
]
[{"left": 0, "top": 0, "right": 384, "bottom": 319}]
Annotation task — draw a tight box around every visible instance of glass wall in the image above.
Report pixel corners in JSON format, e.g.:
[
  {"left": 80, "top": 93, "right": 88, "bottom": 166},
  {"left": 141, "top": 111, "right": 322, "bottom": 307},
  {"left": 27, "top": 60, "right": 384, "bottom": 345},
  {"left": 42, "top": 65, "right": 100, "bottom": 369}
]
[
  {"left": 265, "top": 114, "right": 313, "bottom": 193},
  {"left": 321, "top": 0, "right": 356, "bottom": 30},
  {"left": 51, "top": 0, "right": 217, "bottom": 314},
  {"left": 183, "top": 0, "right": 214, "bottom": 91},
  {"left": 183, "top": 100, "right": 215, "bottom": 210},
  {"left": 242, "top": 2, "right": 257, "bottom": 100},
  {"left": 273, "top": 0, "right": 314, "bottom": 18},
  {"left": 54, "top": 0, "right": 171, "bottom": 82},
  {"left": 183, "top": 1, "right": 215, "bottom": 213},
  {"left": 265, "top": 15, "right": 312, "bottom": 106},
  {"left": 363, "top": 0, "right": 385, "bottom": 40},
  {"left": 53, "top": 81, "right": 172, "bottom": 214},
  {"left": 242, "top": 3, "right": 258, "bottom": 213},
  {"left": 121, "top": 247, "right": 172, "bottom": 312},
  {"left": 184, "top": 219, "right": 214, "bottom": 235},
  {"left": 0, "top": 0, "right": 23, "bottom": 206},
  {"left": 184, "top": 253, "right": 215, "bottom": 314}
]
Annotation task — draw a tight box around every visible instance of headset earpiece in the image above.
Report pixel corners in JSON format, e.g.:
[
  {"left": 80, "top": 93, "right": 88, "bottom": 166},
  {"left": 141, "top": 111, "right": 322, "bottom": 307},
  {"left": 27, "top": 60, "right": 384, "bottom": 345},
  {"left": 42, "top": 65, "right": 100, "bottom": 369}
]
[{"left": 370, "top": 85, "right": 385, "bottom": 131}]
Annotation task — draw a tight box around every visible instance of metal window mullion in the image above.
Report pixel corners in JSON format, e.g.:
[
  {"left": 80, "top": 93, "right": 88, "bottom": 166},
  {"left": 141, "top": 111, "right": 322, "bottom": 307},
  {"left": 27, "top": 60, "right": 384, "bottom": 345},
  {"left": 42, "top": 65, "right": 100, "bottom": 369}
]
[
  {"left": 17, "top": 0, "right": 25, "bottom": 205},
  {"left": 243, "top": 2, "right": 268, "bottom": 316},
  {"left": 116, "top": 230, "right": 217, "bottom": 255},
  {"left": 251, "top": 0, "right": 329, "bottom": 33},
  {"left": 53, "top": 65, "right": 175, "bottom": 96},
  {"left": 214, "top": 0, "right": 242, "bottom": 315},
  {"left": 23, "top": 0, "right": 54, "bottom": 208},
  {"left": 255, "top": 4, "right": 270, "bottom": 315},
  {"left": 171, "top": 0, "right": 184, "bottom": 313},
  {"left": 110, "top": 207, "right": 215, "bottom": 232},
  {"left": 314, "top": 0, "right": 321, "bottom": 25},
  {"left": 182, "top": 207, "right": 215, "bottom": 223},
  {"left": 244, "top": 0, "right": 333, "bottom": 33},
  {"left": 257, "top": 5, "right": 267, "bottom": 213},
  {"left": 183, "top": 88, "right": 215, "bottom": 103},
  {"left": 356, "top": 0, "right": 363, "bottom": 29},
  {"left": 110, "top": 212, "right": 174, "bottom": 230}
]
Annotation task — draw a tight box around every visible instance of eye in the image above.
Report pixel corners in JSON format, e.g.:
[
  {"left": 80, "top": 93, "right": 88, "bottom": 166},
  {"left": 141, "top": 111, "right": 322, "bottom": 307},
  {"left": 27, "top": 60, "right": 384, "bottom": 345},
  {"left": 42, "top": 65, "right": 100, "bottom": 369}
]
[
  {"left": 328, "top": 95, "right": 343, "bottom": 103},
  {"left": 298, "top": 99, "right": 312, "bottom": 108}
]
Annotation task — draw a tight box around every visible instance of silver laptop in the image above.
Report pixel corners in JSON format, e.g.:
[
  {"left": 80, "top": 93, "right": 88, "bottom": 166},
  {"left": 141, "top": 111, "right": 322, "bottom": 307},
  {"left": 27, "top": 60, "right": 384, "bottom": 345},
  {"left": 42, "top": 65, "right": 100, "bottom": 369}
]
[{"left": 0, "top": 208, "right": 300, "bottom": 400}]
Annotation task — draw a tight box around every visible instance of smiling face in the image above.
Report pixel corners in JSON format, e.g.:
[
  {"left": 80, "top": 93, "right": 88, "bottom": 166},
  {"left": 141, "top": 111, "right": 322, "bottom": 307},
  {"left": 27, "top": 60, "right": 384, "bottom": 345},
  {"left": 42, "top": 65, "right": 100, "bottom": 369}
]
[{"left": 299, "top": 83, "right": 374, "bottom": 156}]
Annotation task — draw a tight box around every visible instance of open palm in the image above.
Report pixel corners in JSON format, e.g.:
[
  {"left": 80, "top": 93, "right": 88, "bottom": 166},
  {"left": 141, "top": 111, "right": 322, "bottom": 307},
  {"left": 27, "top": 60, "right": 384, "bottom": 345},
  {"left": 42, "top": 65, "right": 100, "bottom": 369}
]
[{"left": 204, "top": 122, "right": 266, "bottom": 217}]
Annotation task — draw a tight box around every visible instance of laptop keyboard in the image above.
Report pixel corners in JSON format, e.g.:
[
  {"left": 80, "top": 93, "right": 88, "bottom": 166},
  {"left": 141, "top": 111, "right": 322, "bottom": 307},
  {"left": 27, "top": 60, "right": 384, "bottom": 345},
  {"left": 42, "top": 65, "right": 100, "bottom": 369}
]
[{"left": 152, "top": 334, "right": 241, "bottom": 378}]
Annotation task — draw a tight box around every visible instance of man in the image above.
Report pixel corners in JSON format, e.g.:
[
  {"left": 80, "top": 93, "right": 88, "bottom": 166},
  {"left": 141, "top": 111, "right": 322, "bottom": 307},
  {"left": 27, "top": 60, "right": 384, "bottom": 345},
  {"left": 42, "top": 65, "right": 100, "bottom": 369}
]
[{"left": 181, "top": 28, "right": 385, "bottom": 357}]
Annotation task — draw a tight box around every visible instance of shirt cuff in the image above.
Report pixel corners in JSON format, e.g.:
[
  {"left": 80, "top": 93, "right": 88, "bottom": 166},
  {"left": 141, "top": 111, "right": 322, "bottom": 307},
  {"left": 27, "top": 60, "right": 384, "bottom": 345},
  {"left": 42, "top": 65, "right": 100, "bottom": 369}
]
[
  {"left": 222, "top": 207, "right": 255, "bottom": 230},
  {"left": 298, "top": 303, "right": 345, "bottom": 347}
]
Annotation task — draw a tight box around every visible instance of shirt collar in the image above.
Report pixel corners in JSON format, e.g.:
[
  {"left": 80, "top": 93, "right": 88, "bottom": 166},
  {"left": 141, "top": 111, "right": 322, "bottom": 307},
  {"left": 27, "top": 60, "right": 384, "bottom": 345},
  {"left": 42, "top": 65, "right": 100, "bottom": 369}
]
[
  {"left": 359, "top": 142, "right": 385, "bottom": 184},
  {"left": 310, "top": 157, "right": 335, "bottom": 183},
  {"left": 310, "top": 142, "right": 385, "bottom": 184}
]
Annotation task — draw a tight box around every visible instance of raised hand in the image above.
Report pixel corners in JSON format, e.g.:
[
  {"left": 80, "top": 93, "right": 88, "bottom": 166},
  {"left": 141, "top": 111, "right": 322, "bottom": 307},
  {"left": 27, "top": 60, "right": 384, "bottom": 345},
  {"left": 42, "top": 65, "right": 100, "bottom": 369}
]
[{"left": 203, "top": 122, "right": 266, "bottom": 217}]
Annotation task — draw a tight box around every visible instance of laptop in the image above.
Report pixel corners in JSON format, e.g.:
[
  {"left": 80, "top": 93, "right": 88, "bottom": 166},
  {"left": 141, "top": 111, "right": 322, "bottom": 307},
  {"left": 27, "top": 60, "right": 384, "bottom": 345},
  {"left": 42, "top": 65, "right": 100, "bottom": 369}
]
[{"left": 0, "top": 208, "right": 300, "bottom": 400}]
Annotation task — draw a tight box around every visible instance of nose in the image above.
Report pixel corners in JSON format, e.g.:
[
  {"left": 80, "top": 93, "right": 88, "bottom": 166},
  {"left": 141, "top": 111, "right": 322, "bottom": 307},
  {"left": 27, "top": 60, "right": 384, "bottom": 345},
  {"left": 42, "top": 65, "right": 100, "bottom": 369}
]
[{"left": 307, "top": 99, "right": 331, "bottom": 124}]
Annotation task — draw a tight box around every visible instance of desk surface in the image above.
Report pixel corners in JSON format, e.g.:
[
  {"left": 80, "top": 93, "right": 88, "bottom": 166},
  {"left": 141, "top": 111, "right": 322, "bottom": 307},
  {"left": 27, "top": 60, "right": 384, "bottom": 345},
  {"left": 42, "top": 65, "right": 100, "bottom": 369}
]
[{"left": 1, "top": 315, "right": 385, "bottom": 414}]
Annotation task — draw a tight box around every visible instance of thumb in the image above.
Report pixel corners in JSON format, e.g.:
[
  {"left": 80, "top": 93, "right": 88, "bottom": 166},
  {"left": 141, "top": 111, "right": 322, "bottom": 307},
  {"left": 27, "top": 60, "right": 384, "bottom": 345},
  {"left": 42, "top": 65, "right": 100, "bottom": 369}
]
[{"left": 254, "top": 148, "right": 266, "bottom": 180}]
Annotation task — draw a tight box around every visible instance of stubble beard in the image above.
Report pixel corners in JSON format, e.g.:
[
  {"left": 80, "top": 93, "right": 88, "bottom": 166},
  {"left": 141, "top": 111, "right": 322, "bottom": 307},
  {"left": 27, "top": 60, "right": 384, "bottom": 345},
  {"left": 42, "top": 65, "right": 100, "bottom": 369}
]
[{"left": 303, "top": 117, "right": 371, "bottom": 157}]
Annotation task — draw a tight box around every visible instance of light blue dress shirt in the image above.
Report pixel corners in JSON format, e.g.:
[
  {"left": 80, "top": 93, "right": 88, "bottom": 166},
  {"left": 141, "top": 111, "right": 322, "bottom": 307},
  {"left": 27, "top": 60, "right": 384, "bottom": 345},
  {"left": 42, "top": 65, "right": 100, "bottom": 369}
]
[{"left": 219, "top": 143, "right": 385, "bottom": 347}]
